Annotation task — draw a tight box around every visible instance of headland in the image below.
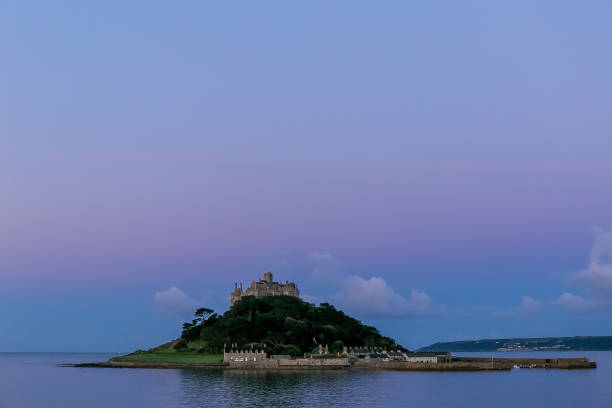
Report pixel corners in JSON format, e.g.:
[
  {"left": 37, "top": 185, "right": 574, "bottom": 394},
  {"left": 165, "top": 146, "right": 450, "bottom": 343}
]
[{"left": 420, "top": 336, "right": 612, "bottom": 352}]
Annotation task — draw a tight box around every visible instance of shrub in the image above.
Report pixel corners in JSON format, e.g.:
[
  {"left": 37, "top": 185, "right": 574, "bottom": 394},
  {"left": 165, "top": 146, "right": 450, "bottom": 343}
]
[
  {"left": 277, "top": 344, "right": 301, "bottom": 356},
  {"left": 174, "top": 339, "right": 188, "bottom": 350}
]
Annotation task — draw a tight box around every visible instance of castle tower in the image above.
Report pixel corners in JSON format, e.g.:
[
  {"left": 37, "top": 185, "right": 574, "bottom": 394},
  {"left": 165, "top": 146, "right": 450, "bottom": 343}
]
[
  {"left": 229, "top": 272, "right": 299, "bottom": 307},
  {"left": 230, "top": 282, "right": 244, "bottom": 307}
]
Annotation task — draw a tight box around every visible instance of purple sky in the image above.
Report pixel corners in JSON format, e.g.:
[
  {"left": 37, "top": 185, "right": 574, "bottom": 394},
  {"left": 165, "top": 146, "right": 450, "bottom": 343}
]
[{"left": 1, "top": 1, "right": 611, "bottom": 351}]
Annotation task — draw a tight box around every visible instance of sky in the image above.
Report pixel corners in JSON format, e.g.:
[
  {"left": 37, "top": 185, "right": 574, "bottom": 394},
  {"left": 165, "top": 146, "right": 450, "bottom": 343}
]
[{"left": 1, "top": 0, "right": 611, "bottom": 351}]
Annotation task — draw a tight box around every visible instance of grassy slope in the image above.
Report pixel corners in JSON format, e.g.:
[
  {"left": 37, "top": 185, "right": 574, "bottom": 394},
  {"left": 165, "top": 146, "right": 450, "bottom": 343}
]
[
  {"left": 111, "top": 340, "right": 223, "bottom": 364},
  {"left": 112, "top": 352, "right": 223, "bottom": 364}
]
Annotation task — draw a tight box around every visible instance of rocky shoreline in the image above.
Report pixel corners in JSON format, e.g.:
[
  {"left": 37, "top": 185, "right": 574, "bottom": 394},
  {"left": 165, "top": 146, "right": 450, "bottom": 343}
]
[
  {"left": 74, "top": 361, "right": 227, "bottom": 369},
  {"left": 72, "top": 356, "right": 596, "bottom": 371}
]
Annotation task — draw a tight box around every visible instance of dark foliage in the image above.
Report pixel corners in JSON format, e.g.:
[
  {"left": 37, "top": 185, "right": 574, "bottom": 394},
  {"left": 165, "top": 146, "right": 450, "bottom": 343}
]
[
  {"left": 174, "top": 338, "right": 188, "bottom": 350},
  {"left": 180, "top": 296, "right": 405, "bottom": 355},
  {"left": 181, "top": 309, "right": 219, "bottom": 341}
]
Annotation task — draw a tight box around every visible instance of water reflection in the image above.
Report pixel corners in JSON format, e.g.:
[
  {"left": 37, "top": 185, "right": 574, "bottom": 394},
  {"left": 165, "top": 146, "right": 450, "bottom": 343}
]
[
  {"left": 178, "top": 369, "right": 373, "bottom": 408},
  {"left": 3, "top": 353, "right": 610, "bottom": 408},
  {"left": 174, "top": 352, "right": 612, "bottom": 408}
]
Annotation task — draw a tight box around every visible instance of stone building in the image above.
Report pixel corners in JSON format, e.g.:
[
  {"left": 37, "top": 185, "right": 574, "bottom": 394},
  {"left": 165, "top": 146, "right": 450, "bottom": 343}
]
[
  {"left": 230, "top": 272, "right": 299, "bottom": 307},
  {"left": 346, "top": 347, "right": 452, "bottom": 363},
  {"left": 223, "top": 344, "right": 349, "bottom": 368},
  {"left": 223, "top": 345, "right": 266, "bottom": 363},
  {"left": 402, "top": 351, "right": 451, "bottom": 363}
]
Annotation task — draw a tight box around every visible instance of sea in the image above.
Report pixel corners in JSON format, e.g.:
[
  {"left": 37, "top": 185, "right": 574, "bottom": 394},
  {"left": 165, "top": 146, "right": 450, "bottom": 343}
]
[{"left": 1, "top": 351, "right": 611, "bottom": 407}]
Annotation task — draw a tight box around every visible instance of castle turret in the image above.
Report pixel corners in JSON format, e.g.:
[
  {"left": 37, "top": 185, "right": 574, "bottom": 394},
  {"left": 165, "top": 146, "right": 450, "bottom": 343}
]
[
  {"left": 230, "top": 282, "right": 244, "bottom": 307},
  {"left": 229, "top": 272, "right": 299, "bottom": 307},
  {"left": 263, "top": 272, "right": 273, "bottom": 283}
]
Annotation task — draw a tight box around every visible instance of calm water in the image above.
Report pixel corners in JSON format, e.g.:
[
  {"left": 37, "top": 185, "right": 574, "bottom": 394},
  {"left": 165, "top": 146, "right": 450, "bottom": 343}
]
[{"left": 1, "top": 351, "right": 611, "bottom": 407}]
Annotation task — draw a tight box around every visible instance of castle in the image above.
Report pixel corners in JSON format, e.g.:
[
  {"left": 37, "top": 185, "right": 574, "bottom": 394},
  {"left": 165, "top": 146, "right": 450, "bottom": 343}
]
[{"left": 230, "top": 272, "right": 299, "bottom": 307}]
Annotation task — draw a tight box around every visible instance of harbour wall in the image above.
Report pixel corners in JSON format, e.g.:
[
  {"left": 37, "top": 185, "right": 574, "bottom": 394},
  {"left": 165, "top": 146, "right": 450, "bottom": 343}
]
[
  {"left": 456, "top": 357, "right": 596, "bottom": 369},
  {"left": 354, "top": 361, "right": 510, "bottom": 371}
]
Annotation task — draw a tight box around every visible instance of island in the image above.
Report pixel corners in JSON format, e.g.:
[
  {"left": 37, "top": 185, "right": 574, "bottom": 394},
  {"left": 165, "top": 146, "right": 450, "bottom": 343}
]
[{"left": 79, "top": 272, "right": 597, "bottom": 371}]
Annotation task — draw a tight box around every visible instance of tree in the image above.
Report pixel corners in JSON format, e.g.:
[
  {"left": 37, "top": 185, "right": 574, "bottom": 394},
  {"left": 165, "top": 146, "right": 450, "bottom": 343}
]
[
  {"left": 195, "top": 308, "right": 214, "bottom": 319},
  {"left": 278, "top": 344, "right": 301, "bottom": 356},
  {"left": 181, "top": 307, "right": 218, "bottom": 341},
  {"left": 174, "top": 339, "right": 188, "bottom": 350},
  {"left": 177, "top": 296, "right": 405, "bottom": 353}
]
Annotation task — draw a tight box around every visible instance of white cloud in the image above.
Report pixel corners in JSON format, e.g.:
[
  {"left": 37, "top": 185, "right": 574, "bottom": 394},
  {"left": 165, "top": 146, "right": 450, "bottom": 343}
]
[
  {"left": 333, "top": 275, "right": 440, "bottom": 317},
  {"left": 154, "top": 286, "right": 199, "bottom": 315},
  {"left": 492, "top": 296, "right": 541, "bottom": 317},
  {"left": 554, "top": 293, "right": 599, "bottom": 315},
  {"left": 309, "top": 252, "right": 343, "bottom": 283},
  {"left": 301, "top": 293, "right": 326, "bottom": 305},
  {"left": 305, "top": 253, "right": 441, "bottom": 317},
  {"left": 553, "top": 227, "right": 612, "bottom": 315},
  {"left": 570, "top": 227, "right": 612, "bottom": 297},
  {"left": 519, "top": 296, "right": 541, "bottom": 314}
]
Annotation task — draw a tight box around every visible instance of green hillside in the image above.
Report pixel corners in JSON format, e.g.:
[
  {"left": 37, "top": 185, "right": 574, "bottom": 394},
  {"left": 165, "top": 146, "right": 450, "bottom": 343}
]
[
  {"left": 419, "top": 336, "right": 612, "bottom": 352},
  {"left": 115, "top": 296, "right": 405, "bottom": 363},
  {"left": 177, "top": 296, "right": 404, "bottom": 356}
]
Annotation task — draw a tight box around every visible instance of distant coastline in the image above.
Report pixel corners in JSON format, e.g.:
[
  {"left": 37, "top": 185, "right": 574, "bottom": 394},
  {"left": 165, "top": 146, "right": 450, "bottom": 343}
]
[{"left": 419, "top": 336, "right": 612, "bottom": 352}]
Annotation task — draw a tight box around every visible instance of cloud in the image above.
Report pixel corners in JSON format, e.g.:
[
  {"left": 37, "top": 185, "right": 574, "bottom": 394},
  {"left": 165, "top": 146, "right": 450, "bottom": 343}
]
[
  {"left": 570, "top": 227, "right": 612, "bottom": 297},
  {"left": 301, "top": 293, "right": 326, "bottom": 305},
  {"left": 305, "top": 253, "right": 441, "bottom": 318},
  {"left": 309, "top": 252, "right": 343, "bottom": 283},
  {"left": 519, "top": 296, "right": 541, "bottom": 314},
  {"left": 154, "top": 286, "right": 199, "bottom": 315},
  {"left": 333, "top": 275, "right": 441, "bottom": 318},
  {"left": 554, "top": 227, "right": 612, "bottom": 315},
  {"left": 492, "top": 296, "right": 541, "bottom": 317},
  {"left": 554, "top": 293, "right": 599, "bottom": 315}
]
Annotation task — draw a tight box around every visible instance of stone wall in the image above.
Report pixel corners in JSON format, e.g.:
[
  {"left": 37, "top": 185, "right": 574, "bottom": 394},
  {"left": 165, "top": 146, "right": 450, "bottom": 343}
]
[
  {"left": 457, "top": 357, "right": 596, "bottom": 369},
  {"left": 354, "top": 361, "right": 510, "bottom": 371},
  {"left": 278, "top": 358, "right": 350, "bottom": 367},
  {"left": 404, "top": 356, "right": 438, "bottom": 363},
  {"left": 226, "top": 356, "right": 350, "bottom": 369},
  {"left": 223, "top": 349, "right": 266, "bottom": 363}
]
